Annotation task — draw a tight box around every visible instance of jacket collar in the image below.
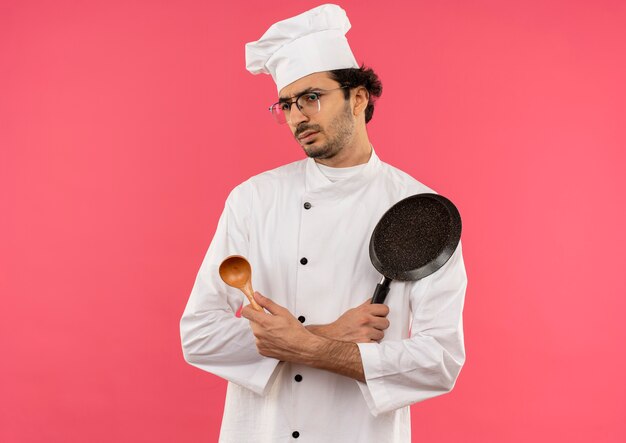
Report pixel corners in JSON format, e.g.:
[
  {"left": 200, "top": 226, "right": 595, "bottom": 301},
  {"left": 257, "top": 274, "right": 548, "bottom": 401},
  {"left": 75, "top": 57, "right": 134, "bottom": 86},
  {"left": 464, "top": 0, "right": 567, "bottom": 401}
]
[{"left": 304, "top": 148, "right": 382, "bottom": 201}]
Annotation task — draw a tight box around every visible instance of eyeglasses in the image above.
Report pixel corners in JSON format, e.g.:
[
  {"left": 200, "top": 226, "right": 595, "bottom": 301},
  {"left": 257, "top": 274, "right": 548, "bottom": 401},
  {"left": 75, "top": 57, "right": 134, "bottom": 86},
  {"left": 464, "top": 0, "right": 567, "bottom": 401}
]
[{"left": 269, "top": 86, "right": 348, "bottom": 125}]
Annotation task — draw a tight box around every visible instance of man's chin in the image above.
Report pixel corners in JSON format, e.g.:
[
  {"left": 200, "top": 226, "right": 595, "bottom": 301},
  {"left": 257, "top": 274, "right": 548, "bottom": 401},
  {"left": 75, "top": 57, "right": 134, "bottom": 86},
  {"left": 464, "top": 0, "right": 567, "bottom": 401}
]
[
  {"left": 304, "top": 149, "right": 325, "bottom": 159},
  {"left": 302, "top": 145, "right": 320, "bottom": 158},
  {"left": 302, "top": 143, "right": 334, "bottom": 159}
]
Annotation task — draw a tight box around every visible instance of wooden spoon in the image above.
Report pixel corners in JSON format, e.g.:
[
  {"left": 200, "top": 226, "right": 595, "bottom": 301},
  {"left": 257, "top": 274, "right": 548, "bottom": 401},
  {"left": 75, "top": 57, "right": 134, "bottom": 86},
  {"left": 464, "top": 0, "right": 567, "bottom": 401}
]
[{"left": 219, "top": 255, "right": 263, "bottom": 311}]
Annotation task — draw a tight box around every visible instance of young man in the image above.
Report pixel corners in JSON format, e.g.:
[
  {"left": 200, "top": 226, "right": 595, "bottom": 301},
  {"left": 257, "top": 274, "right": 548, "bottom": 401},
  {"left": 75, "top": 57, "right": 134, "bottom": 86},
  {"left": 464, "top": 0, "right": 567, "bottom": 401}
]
[{"left": 181, "top": 5, "right": 467, "bottom": 442}]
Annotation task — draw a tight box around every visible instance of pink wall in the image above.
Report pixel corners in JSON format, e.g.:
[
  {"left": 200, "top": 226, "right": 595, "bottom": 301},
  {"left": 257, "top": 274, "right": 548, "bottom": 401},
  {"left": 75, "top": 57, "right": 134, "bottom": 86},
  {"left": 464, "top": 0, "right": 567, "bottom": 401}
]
[{"left": 1, "top": 0, "right": 625, "bottom": 441}]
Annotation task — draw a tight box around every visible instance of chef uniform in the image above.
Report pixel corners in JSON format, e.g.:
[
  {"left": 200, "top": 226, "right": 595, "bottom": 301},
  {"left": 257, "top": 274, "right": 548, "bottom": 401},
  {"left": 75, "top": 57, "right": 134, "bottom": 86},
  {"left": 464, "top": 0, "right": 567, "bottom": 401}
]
[{"left": 180, "top": 5, "right": 467, "bottom": 443}]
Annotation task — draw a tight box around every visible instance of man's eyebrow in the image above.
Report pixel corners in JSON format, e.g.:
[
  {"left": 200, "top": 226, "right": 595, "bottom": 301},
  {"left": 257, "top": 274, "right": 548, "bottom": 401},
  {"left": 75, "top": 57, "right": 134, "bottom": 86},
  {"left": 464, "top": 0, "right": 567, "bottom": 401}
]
[{"left": 278, "top": 87, "right": 319, "bottom": 102}]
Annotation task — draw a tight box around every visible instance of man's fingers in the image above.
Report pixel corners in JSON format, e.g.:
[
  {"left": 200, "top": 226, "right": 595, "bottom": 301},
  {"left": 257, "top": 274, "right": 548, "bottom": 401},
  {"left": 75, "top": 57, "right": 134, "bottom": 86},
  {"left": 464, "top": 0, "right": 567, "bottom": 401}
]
[
  {"left": 242, "top": 305, "right": 264, "bottom": 322},
  {"left": 368, "top": 303, "right": 389, "bottom": 317},
  {"left": 369, "top": 329, "right": 384, "bottom": 342},
  {"left": 359, "top": 298, "right": 389, "bottom": 317},
  {"left": 253, "top": 292, "right": 285, "bottom": 316},
  {"left": 371, "top": 316, "right": 390, "bottom": 331}
]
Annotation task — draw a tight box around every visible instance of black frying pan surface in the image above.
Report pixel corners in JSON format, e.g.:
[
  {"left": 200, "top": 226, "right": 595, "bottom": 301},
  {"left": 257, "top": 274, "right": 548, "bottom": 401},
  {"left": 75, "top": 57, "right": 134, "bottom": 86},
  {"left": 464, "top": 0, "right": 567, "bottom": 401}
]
[{"left": 369, "top": 193, "right": 462, "bottom": 304}]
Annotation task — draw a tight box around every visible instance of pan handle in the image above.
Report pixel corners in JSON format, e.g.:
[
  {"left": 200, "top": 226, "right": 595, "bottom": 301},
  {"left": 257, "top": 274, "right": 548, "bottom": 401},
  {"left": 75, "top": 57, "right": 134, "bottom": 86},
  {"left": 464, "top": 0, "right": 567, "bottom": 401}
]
[{"left": 371, "top": 276, "right": 392, "bottom": 304}]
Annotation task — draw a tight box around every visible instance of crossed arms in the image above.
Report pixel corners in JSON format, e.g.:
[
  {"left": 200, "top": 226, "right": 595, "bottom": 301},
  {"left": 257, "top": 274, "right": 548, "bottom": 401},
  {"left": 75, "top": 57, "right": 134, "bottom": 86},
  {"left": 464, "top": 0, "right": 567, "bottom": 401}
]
[{"left": 242, "top": 292, "right": 390, "bottom": 382}]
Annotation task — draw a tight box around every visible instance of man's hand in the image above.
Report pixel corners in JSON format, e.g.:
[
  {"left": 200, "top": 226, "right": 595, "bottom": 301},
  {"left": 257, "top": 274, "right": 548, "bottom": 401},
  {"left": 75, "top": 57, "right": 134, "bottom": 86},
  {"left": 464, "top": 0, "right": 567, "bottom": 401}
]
[
  {"left": 242, "top": 292, "right": 321, "bottom": 364},
  {"left": 307, "top": 299, "right": 390, "bottom": 343}
]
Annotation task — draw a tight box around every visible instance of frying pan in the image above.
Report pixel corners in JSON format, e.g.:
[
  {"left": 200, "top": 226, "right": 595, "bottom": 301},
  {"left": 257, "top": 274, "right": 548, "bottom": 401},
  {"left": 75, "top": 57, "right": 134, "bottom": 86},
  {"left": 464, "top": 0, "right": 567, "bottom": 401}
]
[{"left": 370, "top": 193, "right": 462, "bottom": 304}]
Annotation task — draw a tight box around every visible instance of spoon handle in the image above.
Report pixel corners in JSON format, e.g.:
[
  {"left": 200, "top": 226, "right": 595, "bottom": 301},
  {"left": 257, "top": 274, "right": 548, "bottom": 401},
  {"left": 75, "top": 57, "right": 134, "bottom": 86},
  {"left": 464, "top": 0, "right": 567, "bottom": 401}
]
[{"left": 243, "top": 282, "right": 263, "bottom": 311}]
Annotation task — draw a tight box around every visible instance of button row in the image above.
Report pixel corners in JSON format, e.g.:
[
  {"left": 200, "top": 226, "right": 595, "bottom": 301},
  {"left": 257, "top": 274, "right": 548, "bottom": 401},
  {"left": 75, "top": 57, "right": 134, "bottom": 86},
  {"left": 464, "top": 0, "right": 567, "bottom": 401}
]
[{"left": 293, "top": 201, "right": 311, "bottom": 439}]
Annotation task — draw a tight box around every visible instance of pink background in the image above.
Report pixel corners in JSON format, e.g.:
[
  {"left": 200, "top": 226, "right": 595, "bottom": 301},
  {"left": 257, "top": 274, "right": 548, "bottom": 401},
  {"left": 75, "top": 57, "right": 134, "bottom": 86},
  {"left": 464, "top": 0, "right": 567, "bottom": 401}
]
[{"left": 2, "top": 0, "right": 625, "bottom": 441}]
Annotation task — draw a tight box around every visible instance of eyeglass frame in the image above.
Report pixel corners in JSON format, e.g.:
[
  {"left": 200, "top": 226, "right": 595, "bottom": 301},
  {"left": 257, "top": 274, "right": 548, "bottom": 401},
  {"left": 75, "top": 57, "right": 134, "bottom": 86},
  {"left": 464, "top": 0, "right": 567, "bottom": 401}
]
[{"left": 268, "top": 85, "right": 349, "bottom": 124}]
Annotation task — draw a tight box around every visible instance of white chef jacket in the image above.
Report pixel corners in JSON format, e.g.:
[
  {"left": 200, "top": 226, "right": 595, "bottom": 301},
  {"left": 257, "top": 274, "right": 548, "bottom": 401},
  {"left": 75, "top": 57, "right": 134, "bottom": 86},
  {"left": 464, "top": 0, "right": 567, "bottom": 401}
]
[{"left": 180, "top": 150, "right": 467, "bottom": 443}]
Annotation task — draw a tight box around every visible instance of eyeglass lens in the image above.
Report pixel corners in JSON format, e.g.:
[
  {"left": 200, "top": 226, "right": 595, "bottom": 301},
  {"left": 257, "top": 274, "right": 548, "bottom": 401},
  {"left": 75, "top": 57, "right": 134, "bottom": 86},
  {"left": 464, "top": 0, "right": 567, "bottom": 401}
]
[{"left": 271, "top": 93, "right": 321, "bottom": 124}]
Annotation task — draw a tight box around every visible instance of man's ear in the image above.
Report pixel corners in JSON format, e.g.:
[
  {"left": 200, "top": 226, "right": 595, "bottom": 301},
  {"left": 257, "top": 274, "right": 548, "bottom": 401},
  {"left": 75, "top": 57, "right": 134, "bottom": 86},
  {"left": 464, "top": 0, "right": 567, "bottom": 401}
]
[{"left": 352, "top": 87, "right": 370, "bottom": 117}]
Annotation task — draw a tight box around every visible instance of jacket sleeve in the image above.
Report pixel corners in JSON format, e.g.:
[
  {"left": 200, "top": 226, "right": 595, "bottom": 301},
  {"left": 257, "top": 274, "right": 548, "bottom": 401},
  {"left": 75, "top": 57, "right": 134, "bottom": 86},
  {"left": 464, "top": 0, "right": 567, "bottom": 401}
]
[
  {"left": 356, "top": 242, "right": 467, "bottom": 416},
  {"left": 180, "top": 185, "right": 280, "bottom": 395}
]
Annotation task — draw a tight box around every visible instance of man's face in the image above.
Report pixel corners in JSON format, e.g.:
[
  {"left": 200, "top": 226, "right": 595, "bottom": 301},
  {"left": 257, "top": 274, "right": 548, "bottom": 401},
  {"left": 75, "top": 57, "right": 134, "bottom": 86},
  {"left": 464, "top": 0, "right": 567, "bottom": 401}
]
[{"left": 278, "top": 72, "right": 355, "bottom": 161}]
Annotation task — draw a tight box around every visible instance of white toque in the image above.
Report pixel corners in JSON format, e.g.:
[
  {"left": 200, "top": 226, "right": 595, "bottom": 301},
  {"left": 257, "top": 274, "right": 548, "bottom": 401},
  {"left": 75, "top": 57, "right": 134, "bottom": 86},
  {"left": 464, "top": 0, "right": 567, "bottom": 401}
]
[{"left": 245, "top": 4, "right": 359, "bottom": 92}]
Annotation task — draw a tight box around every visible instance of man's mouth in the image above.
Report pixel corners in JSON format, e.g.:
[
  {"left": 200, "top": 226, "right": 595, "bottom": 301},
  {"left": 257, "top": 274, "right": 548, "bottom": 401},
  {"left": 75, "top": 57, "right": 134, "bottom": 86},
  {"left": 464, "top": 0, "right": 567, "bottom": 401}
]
[{"left": 298, "top": 130, "right": 319, "bottom": 143}]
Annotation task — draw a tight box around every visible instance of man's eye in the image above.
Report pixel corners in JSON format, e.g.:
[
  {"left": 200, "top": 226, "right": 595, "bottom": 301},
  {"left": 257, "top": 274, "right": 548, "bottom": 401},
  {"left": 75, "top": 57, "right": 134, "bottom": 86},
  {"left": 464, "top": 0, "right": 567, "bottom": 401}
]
[
  {"left": 304, "top": 93, "right": 320, "bottom": 101},
  {"left": 279, "top": 103, "right": 291, "bottom": 111}
]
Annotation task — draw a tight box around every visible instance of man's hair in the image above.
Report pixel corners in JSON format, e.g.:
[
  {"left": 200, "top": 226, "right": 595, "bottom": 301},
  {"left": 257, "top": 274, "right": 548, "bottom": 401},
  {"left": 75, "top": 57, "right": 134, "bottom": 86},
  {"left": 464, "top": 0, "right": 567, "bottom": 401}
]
[{"left": 329, "top": 65, "right": 383, "bottom": 124}]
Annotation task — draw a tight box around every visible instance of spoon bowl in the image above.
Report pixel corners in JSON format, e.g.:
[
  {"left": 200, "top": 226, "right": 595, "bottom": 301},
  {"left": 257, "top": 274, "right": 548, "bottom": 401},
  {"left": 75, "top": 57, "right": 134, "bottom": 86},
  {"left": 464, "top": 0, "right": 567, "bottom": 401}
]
[{"left": 219, "top": 255, "right": 263, "bottom": 311}]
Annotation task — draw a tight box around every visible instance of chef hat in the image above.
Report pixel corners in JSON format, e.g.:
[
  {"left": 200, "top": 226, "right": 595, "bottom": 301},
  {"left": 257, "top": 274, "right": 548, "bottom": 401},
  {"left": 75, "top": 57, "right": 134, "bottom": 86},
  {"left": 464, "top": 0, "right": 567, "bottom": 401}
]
[{"left": 245, "top": 4, "right": 359, "bottom": 92}]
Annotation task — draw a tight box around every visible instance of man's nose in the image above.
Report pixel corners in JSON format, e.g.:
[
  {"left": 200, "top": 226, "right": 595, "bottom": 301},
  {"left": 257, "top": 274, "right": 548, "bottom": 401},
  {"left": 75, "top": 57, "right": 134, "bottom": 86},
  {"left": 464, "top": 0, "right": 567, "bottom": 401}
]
[{"left": 288, "top": 103, "right": 309, "bottom": 126}]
